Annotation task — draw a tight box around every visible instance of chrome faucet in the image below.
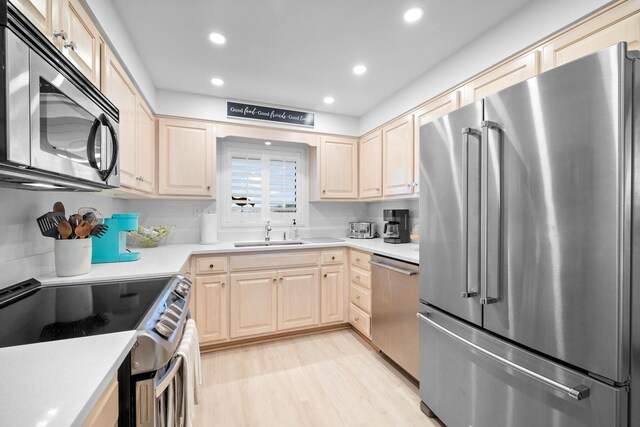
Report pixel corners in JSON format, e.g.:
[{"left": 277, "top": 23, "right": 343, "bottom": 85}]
[{"left": 265, "top": 221, "right": 272, "bottom": 241}]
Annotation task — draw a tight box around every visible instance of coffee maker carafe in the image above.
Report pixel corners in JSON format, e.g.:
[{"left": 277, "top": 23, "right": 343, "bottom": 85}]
[{"left": 383, "top": 209, "right": 410, "bottom": 244}]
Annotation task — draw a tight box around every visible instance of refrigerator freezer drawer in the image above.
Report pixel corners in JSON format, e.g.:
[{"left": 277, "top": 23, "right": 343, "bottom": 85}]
[{"left": 419, "top": 305, "right": 628, "bottom": 427}]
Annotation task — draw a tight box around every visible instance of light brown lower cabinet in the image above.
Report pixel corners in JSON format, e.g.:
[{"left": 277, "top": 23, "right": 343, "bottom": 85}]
[
  {"left": 277, "top": 268, "right": 320, "bottom": 330},
  {"left": 83, "top": 373, "right": 118, "bottom": 427},
  {"left": 195, "top": 274, "right": 229, "bottom": 343},
  {"left": 229, "top": 270, "right": 278, "bottom": 338},
  {"left": 321, "top": 265, "right": 344, "bottom": 324}
]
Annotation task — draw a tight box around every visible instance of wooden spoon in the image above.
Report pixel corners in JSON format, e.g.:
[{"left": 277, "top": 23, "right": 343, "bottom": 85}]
[
  {"left": 53, "top": 201, "right": 65, "bottom": 216},
  {"left": 69, "top": 214, "right": 83, "bottom": 231},
  {"left": 74, "top": 221, "right": 92, "bottom": 239},
  {"left": 57, "top": 220, "right": 73, "bottom": 240}
]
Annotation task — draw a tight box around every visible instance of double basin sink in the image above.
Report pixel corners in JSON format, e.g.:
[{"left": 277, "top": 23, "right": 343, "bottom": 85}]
[
  {"left": 233, "top": 237, "right": 344, "bottom": 248},
  {"left": 233, "top": 241, "right": 306, "bottom": 248}
]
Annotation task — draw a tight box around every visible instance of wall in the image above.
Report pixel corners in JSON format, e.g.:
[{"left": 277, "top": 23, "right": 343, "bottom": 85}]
[
  {"left": 82, "top": 0, "right": 157, "bottom": 108},
  {"left": 358, "top": 0, "right": 614, "bottom": 134},
  {"left": 127, "top": 199, "right": 369, "bottom": 243},
  {"left": 0, "top": 188, "right": 126, "bottom": 288},
  {"left": 155, "top": 90, "right": 360, "bottom": 136}
]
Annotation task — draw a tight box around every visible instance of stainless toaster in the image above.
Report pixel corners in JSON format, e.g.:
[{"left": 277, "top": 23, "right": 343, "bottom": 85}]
[{"left": 349, "top": 222, "right": 376, "bottom": 239}]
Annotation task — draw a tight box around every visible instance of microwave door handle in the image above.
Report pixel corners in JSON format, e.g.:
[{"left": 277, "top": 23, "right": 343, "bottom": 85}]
[{"left": 86, "top": 113, "right": 119, "bottom": 181}]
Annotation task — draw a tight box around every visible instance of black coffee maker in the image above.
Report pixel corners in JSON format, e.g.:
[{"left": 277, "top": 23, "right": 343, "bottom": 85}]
[{"left": 383, "top": 209, "right": 410, "bottom": 244}]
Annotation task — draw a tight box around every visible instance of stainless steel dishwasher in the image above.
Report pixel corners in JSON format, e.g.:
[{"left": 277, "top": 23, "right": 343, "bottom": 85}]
[{"left": 370, "top": 254, "right": 420, "bottom": 379}]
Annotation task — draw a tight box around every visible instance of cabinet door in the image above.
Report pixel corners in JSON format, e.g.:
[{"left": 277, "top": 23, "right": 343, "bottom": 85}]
[
  {"left": 102, "top": 47, "right": 137, "bottom": 189},
  {"left": 11, "top": 0, "right": 57, "bottom": 43},
  {"left": 413, "top": 91, "right": 461, "bottom": 195},
  {"left": 321, "top": 265, "right": 344, "bottom": 324},
  {"left": 229, "top": 271, "right": 277, "bottom": 338},
  {"left": 542, "top": 11, "right": 640, "bottom": 72},
  {"left": 158, "top": 118, "right": 215, "bottom": 197},
  {"left": 320, "top": 136, "right": 358, "bottom": 199},
  {"left": 277, "top": 268, "right": 319, "bottom": 331},
  {"left": 62, "top": 0, "right": 102, "bottom": 87},
  {"left": 359, "top": 130, "right": 382, "bottom": 199},
  {"left": 463, "top": 50, "right": 540, "bottom": 104},
  {"left": 382, "top": 115, "right": 414, "bottom": 196},
  {"left": 135, "top": 99, "right": 155, "bottom": 194},
  {"left": 195, "top": 274, "right": 229, "bottom": 344}
]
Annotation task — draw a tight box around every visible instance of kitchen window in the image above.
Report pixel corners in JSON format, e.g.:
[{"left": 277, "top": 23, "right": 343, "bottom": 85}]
[{"left": 220, "top": 140, "right": 307, "bottom": 227}]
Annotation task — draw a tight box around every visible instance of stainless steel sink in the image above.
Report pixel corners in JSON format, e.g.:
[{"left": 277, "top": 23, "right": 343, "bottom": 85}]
[{"left": 233, "top": 241, "right": 307, "bottom": 248}]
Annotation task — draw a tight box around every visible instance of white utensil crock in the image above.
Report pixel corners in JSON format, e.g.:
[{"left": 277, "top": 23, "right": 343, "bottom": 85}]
[{"left": 54, "top": 238, "right": 92, "bottom": 277}]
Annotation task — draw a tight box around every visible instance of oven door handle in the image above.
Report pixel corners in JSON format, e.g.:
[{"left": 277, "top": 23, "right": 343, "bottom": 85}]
[
  {"left": 155, "top": 356, "right": 183, "bottom": 398},
  {"left": 87, "top": 113, "right": 119, "bottom": 182}
]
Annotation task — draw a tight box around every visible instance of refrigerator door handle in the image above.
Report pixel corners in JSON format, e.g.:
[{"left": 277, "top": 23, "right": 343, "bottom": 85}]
[
  {"left": 417, "top": 311, "right": 591, "bottom": 401},
  {"left": 481, "top": 120, "right": 502, "bottom": 305},
  {"left": 462, "top": 127, "right": 481, "bottom": 298}
]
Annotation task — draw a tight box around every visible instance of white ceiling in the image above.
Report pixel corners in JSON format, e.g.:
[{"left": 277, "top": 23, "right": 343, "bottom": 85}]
[{"left": 112, "top": 0, "right": 533, "bottom": 117}]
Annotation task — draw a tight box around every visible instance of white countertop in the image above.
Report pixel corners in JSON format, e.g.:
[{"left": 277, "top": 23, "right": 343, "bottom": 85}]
[
  {"left": 0, "top": 331, "right": 136, "bottom": 427},
  {"left": 21, "top": 237, "right": 417, "bottom": 425},
  {"left": 39, "top": 238, "right": 419, "bottom": 286}
]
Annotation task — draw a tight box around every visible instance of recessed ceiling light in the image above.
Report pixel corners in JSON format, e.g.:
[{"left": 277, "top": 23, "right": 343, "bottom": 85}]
[
  {"left": 404, "top": 7, "right": 423, "bottom": 23},
  {"left": 323, "top": 96, "right": 335, "bottom": 104},
  {"left": 210, "top": 77, "right": 224, "bottom": 86},
  {"left": 265, "top": 141, "right": 272, "bottom": 145},
  {"left": 353, "top": 64, "right": 367, "bottom": 75},
  {"left": 208, "top": 32, "right": 226, "bottom": 45}
]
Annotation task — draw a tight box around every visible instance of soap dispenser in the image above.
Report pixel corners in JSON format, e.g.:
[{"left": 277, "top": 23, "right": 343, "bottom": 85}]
[{"left": 289, "top": 219, "right": 299, "bottom": 241}]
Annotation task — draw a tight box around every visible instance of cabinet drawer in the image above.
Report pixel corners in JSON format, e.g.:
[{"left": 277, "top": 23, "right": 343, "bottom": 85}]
[
  {"left": 195, "top": 256, "right": 228, "bottom": 274},
  {"left": 350, "top": 284, "right": 371, "bottom": 313},
  {"left": 351, "top": 266, "right": 371, "bottom": 289},
  {"left": 349, "top": 303, "right": 371, "bottom": 337},
  {"left": 230, "top": 251, "right": 319, "bottom": 271},
  {"left": 350, "top": 250, "right": 371, "bottom": 270},
  {"left": 321, "top": 250, "right": 344, "bottom": 265}
]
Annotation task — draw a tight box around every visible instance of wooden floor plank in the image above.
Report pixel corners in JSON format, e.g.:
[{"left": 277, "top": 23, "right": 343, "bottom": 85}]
[{"left": 195, "top": 329, "right": 443, "bottom": 426}]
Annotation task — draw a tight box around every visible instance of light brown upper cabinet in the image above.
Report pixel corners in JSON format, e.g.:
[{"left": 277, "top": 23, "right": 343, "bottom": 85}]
[
  {"left": 413, "top": 91, "right": 461, "bottom": 195},
  {"left": 320, "top": 135, "right": 358, "bottom": 199},
  {"left": 60, "top": 0, "right": 102, "bottom": 87},
  {"left": 542, "top": 9, "right": 640, "bottom": 72},
  {"left": 359, "top": 130, "right": 383, "bottom": 199},
  {"left": 11, "top": 0, "right": 60, "bottom": 45},
  {"left": 134, "top": 99, "right": 155, "bottom": 194},
  {"left": 102, "top": 46, "right": 137, "bottom": 189},
  {"left": 463, "top": 50, "right": 540, "bottom": 104},
  {"left": 158, "top": 118, "right": 216, "bottom": 198},
  {"left": 382, "top": 115, "right": 414, "bottom": 197}
]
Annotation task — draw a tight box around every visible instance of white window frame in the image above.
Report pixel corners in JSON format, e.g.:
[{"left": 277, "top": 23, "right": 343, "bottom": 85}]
[{"left": 220, "top": 140, "right": 307, "bottom": 228}]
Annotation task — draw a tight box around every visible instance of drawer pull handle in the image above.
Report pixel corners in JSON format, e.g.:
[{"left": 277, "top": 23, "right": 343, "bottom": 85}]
[{"left": 417, "top": 312, "right": 591, "bottom": 401}]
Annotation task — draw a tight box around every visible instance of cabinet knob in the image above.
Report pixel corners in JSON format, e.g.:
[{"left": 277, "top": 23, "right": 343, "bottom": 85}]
[
  {"left": 356, "top": 275, "right": 360, "bottom": 280},
  {"left": 331, "top": 256, "right": 335, "bottom": 260},
  {"left": 355, "top": 316, "right": 360, "bottom": 321},
  {"left": 322, "top": 190, "right": 326, "bottom": 193},
  {"left": 406, "top": 183, "right": 411, "bottom": 187},
  {"left": 273, "top": 278, "right": 277, "bottom": 283},
  {"left": 140, "top": 176, "right": 144, "bottom": 182},
  {"left": 356, "top": 258, "right": 360, "bottom": 262},
  {"left": 53, "top": 30, "right": 68, "bottom": 40},
  {"left": 221, "top": 282, "right": 225, "bottom": 287},
  {"left": 209, "top": 264, "right": 214, "bottom": 269},
  {"left": 323, "top": 274, "right": 328, "bottom": 278},
  {"left": 207, "top": 185, "right": 211, "bottom": 190},
  {"left": 356, "top": 295, "right": 360, "bottom": 300},
  {"left": 64, "top": 41, "right": 77, "bottom": 51},
  {"left": 279, "top": 277, "right": 283, "bottom": 282}
]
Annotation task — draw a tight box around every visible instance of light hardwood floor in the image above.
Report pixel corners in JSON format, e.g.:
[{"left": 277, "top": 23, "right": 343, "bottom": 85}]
[{"left": 194, "top": 329, "right": 443, "bottom": 427}]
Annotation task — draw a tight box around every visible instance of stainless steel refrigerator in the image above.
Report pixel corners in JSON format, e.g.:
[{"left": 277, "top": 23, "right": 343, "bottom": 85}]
[{"left": 418, "top": 43, "right": 640, "bottom": 427}]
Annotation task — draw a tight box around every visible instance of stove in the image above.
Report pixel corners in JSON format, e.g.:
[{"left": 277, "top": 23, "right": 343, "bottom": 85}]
[{"left": 0, "top": 275, "right": 194, "bottom": 426}]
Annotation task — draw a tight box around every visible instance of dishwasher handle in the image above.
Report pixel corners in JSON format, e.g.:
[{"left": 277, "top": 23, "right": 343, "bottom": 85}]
[{"left": 369, "top": 260, "right": 418, "bottom": 276}]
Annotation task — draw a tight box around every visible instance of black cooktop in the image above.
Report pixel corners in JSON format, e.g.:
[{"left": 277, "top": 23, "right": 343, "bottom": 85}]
[{"left": 0, "top": 277, "right": 170, "bottom": 348}]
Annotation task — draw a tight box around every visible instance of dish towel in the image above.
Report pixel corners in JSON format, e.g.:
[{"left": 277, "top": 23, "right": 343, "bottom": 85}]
[{"left": 175, "top": 319, "right": 202, "bottom": 427}]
